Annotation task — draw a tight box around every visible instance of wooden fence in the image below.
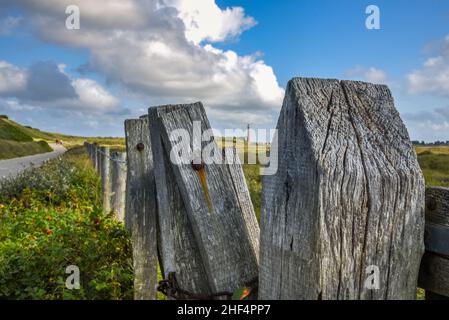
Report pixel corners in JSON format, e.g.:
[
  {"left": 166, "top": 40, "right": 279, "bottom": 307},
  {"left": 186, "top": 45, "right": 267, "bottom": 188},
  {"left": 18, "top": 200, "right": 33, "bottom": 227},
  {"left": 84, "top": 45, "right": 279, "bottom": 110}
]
[{"left": 83, "top": 77, "right": 449, "bottom": 300}]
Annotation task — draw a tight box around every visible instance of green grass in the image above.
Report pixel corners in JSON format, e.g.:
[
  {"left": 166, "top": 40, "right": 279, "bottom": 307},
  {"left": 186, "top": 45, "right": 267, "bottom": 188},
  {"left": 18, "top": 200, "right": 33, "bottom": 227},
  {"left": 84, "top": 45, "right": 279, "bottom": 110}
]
[
  {"left": 1, "top": 116, "right": 125, "bottom": 150},
  {"left": 0, "top": 118, "right": 34, "bottom": 142},
  {"left": 0, "top": 139, "right": 53, "bottom": 160},
  {"left": 0, "top": 118, "right": 54, "bottom": 160},
  {"left": 417, "top": 147, "right": 449, "bottom": 187},
  {"left": 0, "top": 148, "right": 133, "bottom": 299}
]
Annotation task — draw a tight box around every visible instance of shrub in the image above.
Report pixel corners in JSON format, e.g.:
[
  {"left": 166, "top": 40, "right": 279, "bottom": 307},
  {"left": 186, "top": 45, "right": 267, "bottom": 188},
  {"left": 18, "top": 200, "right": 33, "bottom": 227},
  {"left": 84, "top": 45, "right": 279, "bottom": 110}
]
[{"left": 0, "top": 148, "right": 133, "bottom": 299}]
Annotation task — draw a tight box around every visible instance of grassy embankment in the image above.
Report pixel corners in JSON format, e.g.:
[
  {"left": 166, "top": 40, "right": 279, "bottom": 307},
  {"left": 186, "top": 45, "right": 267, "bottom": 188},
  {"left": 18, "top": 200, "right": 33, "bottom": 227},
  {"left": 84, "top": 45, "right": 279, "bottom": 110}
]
[
  {"left": 0, "top": 115, "right": 125, "bottom": 160},
  {"left": 0, "top": 116, "right": 52, "bottom": 160}
]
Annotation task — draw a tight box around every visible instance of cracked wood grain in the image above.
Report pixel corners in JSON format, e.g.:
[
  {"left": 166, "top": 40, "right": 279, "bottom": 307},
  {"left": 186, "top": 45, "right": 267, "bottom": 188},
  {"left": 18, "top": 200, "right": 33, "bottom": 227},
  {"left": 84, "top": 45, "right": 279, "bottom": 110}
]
[
  {"left": 125, "top": 118, "right": 158, "bottom": 300},
  {"left": 152, "top": 102, "right": 259, "bottom": 295},
  {"left": 259, "top": 77, "right": 425, "bottom": 300},
  {"left": 147, "top": 108, "right": 212, "bottom": 298}
]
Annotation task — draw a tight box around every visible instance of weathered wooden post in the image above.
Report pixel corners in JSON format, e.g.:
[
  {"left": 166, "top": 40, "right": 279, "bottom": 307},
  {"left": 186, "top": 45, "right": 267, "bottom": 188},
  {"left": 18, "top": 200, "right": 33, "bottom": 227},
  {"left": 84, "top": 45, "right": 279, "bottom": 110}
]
[
  {"left": 84, "top": 142, "right": 88, "bottom": 154},
  {"left": 110, "top": 152, "right": 127, "bottom": 222},
  {"left": 148, "top": 106, "right": 211, "bottom": 297},
  {"left": 259, "top": 78, "right": 425, "bottom": 300},
  {"left": 95, "top": 144, "right": 101, "bottom": 174},
  {"left": 91, "top": 144, "right": 95, "bottom": 166},
  {"left": 84, "top": 142, "right": 90, "bottom": 159},
  {"left": 149, "top": 102, "right": 259, "bottom": 298},
  {"left": 418, "top": 187, "right": 449, "bottom": 299},
  {"left": 88, "top": 144, "right": 94, "bottom": 165},
  {"left": 124, "top": 118, "right": 158, "bottom": 300},
  {"left": 99, "top": 146, "right": 111, "bottom": 214}
]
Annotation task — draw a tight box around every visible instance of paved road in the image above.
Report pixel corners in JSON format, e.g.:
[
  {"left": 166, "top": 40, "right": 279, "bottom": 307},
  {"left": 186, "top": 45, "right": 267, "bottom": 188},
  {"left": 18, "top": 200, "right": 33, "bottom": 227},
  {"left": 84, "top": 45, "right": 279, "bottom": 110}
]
[{"left": 0, "top": 144, "right": 66, "bottom": 180}]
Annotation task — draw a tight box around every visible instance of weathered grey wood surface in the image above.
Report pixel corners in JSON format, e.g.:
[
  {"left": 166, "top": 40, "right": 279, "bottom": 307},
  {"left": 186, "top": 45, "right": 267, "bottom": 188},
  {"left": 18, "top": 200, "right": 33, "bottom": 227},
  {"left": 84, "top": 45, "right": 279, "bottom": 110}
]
[
  {"left": 418, "top": 187, "right": 449, "bottom": 298},
  {"left": 148, "top": 107, "right": 211, "bottom": 297},
  {"left": 224, "top": 147, "right": 260, "bottom": 262},
  {"left": 154, "top": 102, "right": 259, "bottom": 294},
  {"left": 96, "top": 145, "right": 101, "bottom": 175},
  {"left": 124, "top": 119, "right": 158, "bottom": 300},
  {"left": 424, "top": 187, "right": 449, "bottom": 227},
  {"left": 259, "top": 77, "right": 425, "bottom": 300},
  {"left": 99, "top": 146, "right": 111, "bottom": 214},
  {"left": 111, "top": 152, "right": 127, "bottom": 222},
  {"left": 419, "top": 252, "right": 449, "bottom": 298}
]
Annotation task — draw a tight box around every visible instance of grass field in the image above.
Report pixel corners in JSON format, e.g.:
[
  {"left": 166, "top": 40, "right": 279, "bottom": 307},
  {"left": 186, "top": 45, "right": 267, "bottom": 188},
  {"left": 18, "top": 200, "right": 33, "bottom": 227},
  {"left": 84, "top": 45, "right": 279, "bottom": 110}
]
[
  {"left": 0, "top": 139, "right": 53, "bottom": 160},
  {"left": 0, "top": 118, "right": 53, "bottom": 160},
  {"left": 416, "top": 146, "right": 449, "bottom": 187}
]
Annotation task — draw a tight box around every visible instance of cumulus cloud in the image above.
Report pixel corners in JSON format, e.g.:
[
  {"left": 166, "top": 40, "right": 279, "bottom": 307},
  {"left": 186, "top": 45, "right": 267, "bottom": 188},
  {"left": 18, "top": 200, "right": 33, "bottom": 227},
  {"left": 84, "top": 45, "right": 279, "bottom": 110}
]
[
  {"left": 0, "top": 61, "right": 27, "bottom": 94},
  {"left": 345, "top": 66, "right": 389, "bottom": 84},
  {"left": 22, "top": 61, "right": 78, "bottom": 102},
  {"left": 1, "top": 0, "right": 284, "bottom": 131},
  {"left": 166, "top": 0, "right": 257, "bottom": 44},
  {"left": 406, "top": 35, "right": 449, "bottom": 97},
  {"left": 0, "top": 60, "right": 122, "bottom": 114}
]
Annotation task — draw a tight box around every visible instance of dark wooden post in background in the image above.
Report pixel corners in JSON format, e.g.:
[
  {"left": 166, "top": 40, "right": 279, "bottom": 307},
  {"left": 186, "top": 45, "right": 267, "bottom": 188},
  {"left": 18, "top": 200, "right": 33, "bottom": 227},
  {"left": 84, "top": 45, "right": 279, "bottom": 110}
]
[
  {"left": 90, "top": 143, "right": 97, "bottom": 172},
  {"left": 111, "top": 152, "right": 127, "bottom": 222},
  {"left": 150, "top": 102, "right": 259, "bottom": 296},
  {"left": 259, "top": 78, "right": 425, "bottom": 300},
  {"left": 96, "top": 145, "right": 101, "bottom": 175},
  {"left": 99, "top": 146, "right": 111, "bottom": 214},
  {"left": 418, "top": 187, "right": 449, "bottom": 299},
  {"left": 124, "top": 118, "right": 158, "bottom": 300}
]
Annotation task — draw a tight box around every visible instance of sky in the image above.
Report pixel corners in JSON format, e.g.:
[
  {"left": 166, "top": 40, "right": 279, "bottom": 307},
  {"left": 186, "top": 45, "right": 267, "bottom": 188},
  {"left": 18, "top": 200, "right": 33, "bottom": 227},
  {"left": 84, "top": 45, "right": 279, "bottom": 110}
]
[{"left": 0, "top": 0, "right": 448, "bottom": 141}]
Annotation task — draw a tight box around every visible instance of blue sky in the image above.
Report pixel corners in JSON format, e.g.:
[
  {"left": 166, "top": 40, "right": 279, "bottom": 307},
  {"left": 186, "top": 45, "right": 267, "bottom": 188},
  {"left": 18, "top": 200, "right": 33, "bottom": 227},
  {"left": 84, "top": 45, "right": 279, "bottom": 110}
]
[
  {"left": 217, "top": 0, "right": 448, "bottom": 82},
  {"left": 0, "top": 0, "right": 448, "bottom": 141}
]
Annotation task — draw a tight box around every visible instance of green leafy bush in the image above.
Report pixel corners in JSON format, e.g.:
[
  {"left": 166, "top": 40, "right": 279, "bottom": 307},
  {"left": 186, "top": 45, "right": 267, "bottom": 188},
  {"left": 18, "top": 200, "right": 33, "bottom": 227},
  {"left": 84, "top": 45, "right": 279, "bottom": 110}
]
[{"left": 0, "top": 148, "right": 133, "bottom": 299}]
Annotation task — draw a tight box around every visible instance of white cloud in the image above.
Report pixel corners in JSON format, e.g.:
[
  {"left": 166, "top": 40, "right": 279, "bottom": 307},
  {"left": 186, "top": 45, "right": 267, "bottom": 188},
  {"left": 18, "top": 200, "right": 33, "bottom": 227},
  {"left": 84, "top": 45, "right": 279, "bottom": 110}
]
[
  {"left": 72, "top": 79, "right": 120, "bottom": 113},
  {"left": 406, "top": 35, "right": 449, "bottom": 97},
  {"left": 345, "top": 66, "right": 389, "bottom": 84},
  {"left": 0, "top": 60, "right": 123, "bottom": 115},
  {"left": 0, "top": 61, "right": 27, "bottom": 94},
  {"left": 2, "top": 0, "right": 283, "bottom": 130},
  {"left": 165, "top": 0, "right": 257, "bottom": 44}
]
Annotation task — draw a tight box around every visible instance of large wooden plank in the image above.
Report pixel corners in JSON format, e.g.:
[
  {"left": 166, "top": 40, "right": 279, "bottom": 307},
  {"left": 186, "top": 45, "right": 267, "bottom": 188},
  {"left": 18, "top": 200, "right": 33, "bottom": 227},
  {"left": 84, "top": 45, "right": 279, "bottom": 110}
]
[
  {"left": 259, "top": 77, "right": 425, "bottom": 300},
  {"left": 147, "top": 109, "right": 211, "bottom": 297},
  {"left": 425, "top": 187, "right": 449, "bottom": 227},
  {"left": 418, "top": 187, "right": 449, "bottom": 299},
  {"left": 419, "top": 252, "right": 449, "bottom": 297},
  {"left": 124, "top": 119, "right": 158, "bottom": 300},
  {"left": 153, "top": 102, "right": 259, "bottom": 294}
]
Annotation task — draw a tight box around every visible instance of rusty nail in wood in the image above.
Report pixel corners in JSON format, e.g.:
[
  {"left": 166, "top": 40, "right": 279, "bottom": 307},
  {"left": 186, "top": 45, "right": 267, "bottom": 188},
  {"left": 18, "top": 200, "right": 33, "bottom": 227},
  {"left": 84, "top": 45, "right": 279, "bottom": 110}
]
[
  {"left": 136, "top": 143, "right": 145, "bottom": 151},
  {"left": 191, "top": 160, "right": 205, "bottom": 171},
  {"left": 426, "top": 198, "right": 437, "bottom": 211}
]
